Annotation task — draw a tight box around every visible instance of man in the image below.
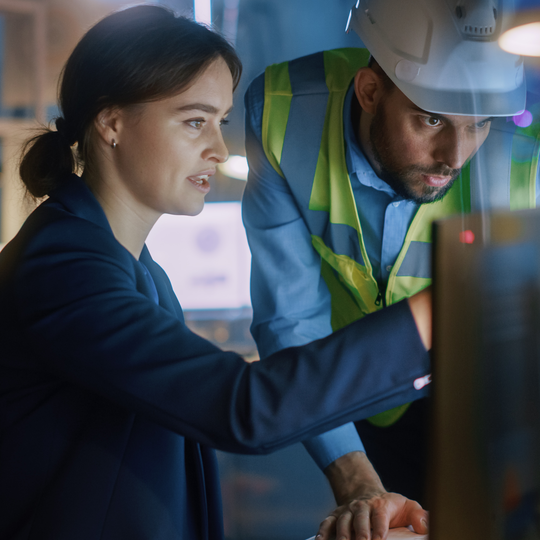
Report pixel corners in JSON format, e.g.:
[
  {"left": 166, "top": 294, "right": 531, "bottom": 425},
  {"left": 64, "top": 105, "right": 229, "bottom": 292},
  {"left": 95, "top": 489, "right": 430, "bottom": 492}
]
[{"left": 243, "top": 0, "right": 540, "bottom": 537}]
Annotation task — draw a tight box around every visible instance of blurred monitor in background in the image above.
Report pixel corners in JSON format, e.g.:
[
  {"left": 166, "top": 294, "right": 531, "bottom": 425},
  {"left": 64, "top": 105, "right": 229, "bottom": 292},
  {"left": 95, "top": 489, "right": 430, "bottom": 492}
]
[{"left": 146, "top": 202, "right": 257, "bottom": 357}]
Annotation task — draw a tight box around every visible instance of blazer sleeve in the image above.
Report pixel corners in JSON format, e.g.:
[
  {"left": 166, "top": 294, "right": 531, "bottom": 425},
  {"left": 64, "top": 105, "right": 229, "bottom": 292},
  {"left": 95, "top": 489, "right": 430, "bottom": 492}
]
[{"left": 6, "top": 207, "right": 430, "bottom": 455}]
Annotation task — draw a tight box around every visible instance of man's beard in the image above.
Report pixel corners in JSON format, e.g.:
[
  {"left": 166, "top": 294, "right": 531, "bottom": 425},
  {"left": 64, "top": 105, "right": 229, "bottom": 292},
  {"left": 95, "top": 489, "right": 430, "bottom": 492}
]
[{"left": 369, "top": 107, "right": 461, "bottom": 204}]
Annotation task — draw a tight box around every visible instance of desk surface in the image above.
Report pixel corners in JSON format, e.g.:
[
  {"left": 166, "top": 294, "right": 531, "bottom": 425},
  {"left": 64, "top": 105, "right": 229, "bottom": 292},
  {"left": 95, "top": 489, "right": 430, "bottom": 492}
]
[
  {"left": 306, "top": 528, "right": 428, "bottom": 540},
  {"left": 386, "top": 527, "right": 428, "bottom": 539}
]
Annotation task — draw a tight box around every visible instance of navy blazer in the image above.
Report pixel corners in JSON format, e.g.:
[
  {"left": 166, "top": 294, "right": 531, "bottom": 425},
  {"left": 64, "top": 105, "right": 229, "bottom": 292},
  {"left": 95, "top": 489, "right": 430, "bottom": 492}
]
[{"left": 0, "top": 175, "right": 430, "bottom": 539}]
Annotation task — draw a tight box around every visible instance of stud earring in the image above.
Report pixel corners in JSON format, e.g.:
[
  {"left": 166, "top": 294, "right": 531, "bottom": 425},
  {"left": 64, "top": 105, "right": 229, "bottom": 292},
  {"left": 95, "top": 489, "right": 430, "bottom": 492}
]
[{"left": 111, "top": 139, "right": 117, "bottom": 149}]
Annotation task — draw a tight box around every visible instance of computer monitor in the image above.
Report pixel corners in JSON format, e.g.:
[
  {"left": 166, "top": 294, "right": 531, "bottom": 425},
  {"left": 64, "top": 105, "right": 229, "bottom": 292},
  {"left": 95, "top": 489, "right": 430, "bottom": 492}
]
[
  {"left": 146, "top": 202, "right": 252, "bottom": 311},
  {"left": 429, "top": 209, "right": 540, "bottom": 540}
]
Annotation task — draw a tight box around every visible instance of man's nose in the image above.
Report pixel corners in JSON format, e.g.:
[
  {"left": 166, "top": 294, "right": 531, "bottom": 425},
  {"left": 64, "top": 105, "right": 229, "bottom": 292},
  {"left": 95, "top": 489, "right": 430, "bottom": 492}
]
[{"left": 433, "top": 129, "right": 474, "bottom": 170}]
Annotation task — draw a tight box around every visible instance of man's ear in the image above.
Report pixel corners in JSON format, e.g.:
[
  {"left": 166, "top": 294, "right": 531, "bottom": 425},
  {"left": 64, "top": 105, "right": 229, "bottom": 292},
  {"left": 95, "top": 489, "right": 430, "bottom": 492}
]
[
  {"left": 354, "top": 67, "right": 386, "bottom": 116},
  {"left": 94, "top": 107, "right": 122, "bottom": 147}
]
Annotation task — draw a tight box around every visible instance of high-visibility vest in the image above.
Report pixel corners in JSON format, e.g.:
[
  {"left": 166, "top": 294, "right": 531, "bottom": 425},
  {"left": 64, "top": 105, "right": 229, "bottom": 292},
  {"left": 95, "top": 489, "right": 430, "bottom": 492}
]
[{"left": 261, "top": 48, "right": 540, "bottom": 426}]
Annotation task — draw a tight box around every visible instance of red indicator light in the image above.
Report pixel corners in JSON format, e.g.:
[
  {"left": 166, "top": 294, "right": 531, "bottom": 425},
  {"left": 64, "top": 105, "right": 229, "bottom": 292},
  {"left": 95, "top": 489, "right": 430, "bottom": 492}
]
[{"left": 459, "top": 230, "right": 475, "bottom": 244}]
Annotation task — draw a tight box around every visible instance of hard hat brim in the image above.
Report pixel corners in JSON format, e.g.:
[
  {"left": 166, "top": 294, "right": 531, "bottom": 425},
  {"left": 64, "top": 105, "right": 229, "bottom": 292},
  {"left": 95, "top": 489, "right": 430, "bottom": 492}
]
[{"left": 399, "top": 78, "right": 527, "bottom": 117}]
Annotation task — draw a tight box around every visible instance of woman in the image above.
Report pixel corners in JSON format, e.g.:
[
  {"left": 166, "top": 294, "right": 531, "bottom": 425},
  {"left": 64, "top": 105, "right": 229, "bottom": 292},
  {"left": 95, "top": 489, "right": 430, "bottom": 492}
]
[{"left": 0, "top": 6, "right": 431, "bottom": 539}]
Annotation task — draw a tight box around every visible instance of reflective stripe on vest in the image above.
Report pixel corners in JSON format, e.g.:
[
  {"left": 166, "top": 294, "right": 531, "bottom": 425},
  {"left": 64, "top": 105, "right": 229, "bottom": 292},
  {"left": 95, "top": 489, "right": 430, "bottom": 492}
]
[{"left": 262, "top": 48, "right": 539, "bottom": 427}]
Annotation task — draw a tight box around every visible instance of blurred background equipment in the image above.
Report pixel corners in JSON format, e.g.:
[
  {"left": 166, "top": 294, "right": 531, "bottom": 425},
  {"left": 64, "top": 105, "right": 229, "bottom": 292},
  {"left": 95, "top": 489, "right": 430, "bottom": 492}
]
[{"left": 431, "top": 208, "right": 540, "bottom": 540}]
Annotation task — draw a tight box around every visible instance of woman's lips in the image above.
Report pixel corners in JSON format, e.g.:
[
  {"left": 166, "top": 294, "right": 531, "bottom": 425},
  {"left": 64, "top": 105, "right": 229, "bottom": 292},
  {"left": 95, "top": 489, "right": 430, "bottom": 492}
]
[{"left": 187, "top": 173, "right": 212, "bottom": 194}]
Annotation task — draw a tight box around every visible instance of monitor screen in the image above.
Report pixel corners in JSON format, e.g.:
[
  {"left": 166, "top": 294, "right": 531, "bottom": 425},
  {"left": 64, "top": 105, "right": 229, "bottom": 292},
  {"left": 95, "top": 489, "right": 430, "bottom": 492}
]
[{"left": 146, "top": 202, "right": 252, "bottom": 311}]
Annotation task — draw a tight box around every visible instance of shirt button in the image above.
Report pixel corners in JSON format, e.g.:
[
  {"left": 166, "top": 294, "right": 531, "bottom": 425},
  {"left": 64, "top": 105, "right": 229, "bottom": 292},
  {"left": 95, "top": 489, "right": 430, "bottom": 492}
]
[
  {"left": 386, "top": 265, "right": 392, "bottom": 272},
  {"left": 393, "top": 202, "right": 400, "bottom": 207}
]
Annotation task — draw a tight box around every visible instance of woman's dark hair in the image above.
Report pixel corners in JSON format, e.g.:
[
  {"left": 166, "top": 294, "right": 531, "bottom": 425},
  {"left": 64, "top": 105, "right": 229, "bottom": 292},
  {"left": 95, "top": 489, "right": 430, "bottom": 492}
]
[{"left": 20, "top": 5, "right": 242, "bottom": 198}]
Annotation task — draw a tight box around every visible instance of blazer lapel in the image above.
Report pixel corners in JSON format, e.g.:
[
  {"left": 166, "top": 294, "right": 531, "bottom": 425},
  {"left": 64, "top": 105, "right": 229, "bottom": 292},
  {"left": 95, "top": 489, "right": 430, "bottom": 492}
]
[{"left": 139, "top": 246, "right": 185, "bottom": 323}]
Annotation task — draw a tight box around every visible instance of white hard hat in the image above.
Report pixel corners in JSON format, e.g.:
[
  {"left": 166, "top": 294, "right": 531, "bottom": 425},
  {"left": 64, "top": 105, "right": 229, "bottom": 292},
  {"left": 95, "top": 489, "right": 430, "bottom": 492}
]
[{"left": 346, "top": 0, "right": 526, "bottom": 116}]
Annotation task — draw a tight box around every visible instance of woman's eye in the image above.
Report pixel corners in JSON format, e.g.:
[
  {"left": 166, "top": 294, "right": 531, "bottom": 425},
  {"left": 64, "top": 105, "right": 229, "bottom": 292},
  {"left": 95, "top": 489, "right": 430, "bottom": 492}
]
[
  {"left": 422, "top": 116, "right": 442, "bottom": 127},
  {"left": 187, "top": 119, "right": 205, "bottom": 129},
  {"left": 219, "top": 119, "right": 229, "bottom": 128}
]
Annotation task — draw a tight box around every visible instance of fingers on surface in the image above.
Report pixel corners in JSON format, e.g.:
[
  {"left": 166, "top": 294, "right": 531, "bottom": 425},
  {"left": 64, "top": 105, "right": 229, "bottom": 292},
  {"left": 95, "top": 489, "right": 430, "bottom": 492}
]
[
  {"left": 347, "top": 499, "right": 378, "bottom": 540},
  {"left": 316, "top": 513, "right": 338, "bottom": 540},
  {"left": 408, "top": 508, "right": 429, "bottom": 535},
  {"left": 366, "top": 499, "right": 391, "bottom": 540}
]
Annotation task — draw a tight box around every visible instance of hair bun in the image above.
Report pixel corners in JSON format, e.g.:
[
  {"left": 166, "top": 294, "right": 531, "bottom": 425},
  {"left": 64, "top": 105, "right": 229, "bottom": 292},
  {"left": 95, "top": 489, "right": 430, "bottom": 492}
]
[{"left": 55, "top": 117, "right": 76, "bottom": 146}]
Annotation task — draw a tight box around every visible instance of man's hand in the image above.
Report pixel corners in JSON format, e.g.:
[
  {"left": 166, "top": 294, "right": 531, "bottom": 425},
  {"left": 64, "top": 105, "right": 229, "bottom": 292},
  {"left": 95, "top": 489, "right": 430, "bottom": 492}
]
[
  {"left": 315, "top": 492, "right": 428, "bottom": 540},
  {"left": 318, "top": 451, "right": 428, "bottom": 540}
]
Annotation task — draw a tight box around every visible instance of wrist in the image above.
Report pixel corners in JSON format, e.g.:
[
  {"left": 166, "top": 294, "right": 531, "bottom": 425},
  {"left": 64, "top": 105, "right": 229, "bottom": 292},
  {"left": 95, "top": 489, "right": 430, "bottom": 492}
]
[
  {"left": 324, "top": 450, "right": 386, "bottom": 505},
  {"left": 407, "top": 287, "right": 432, "bottom": 350}
]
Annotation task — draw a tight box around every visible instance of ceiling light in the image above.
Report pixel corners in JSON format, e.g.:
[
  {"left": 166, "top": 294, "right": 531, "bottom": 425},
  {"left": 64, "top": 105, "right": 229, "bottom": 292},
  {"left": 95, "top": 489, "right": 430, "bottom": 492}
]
[
  {"left": 194, "top": 0, "right": 212, "bottom": 26},
  {"left": 499, "top": 11, "right": 540, "bottom": 57}
]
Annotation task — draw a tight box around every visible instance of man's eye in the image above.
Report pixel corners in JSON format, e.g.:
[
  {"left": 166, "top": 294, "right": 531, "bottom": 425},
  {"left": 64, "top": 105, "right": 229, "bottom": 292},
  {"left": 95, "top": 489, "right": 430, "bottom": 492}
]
[
  {"left": 474, "top": 120, "right": 490, "bottom": 129},
  {"left": 422, "top": 116, "right": 442, "bottom": 127}
]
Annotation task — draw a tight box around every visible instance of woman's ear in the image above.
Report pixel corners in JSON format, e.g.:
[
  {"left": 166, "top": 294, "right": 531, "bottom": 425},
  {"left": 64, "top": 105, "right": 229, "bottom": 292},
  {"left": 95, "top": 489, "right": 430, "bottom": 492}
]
[
  {"left": 94, "top": 107, "right": 122, "bottom": 148},
  {"left": 354, "top": 67, "right": 386, "bottom": 116}
]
